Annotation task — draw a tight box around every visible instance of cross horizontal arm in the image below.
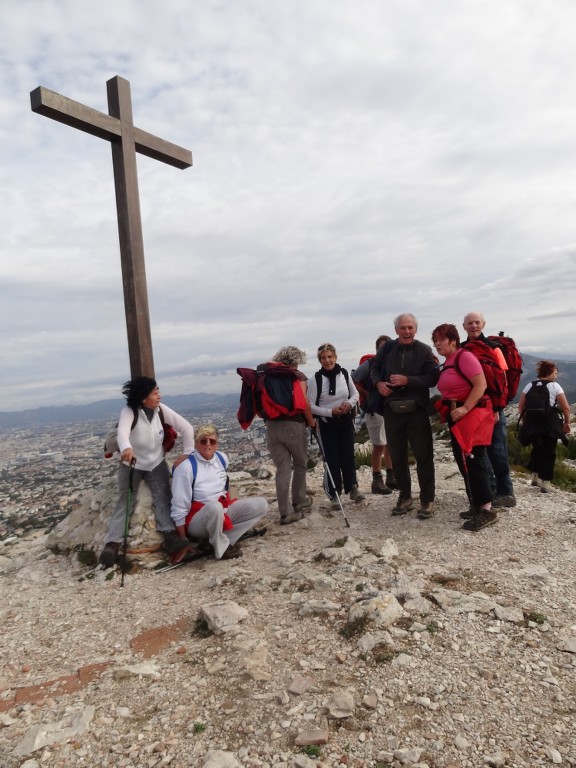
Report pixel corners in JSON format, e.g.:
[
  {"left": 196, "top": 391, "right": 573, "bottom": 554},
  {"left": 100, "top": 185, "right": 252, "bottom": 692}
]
[{"left": 30, "top": 86, "right": 193, "bottom": 169}]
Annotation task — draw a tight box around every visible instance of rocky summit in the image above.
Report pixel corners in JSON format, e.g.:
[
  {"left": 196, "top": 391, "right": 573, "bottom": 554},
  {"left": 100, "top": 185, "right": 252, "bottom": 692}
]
[{"left": 1, "top": 439, "right": 576, "bottom": 768}]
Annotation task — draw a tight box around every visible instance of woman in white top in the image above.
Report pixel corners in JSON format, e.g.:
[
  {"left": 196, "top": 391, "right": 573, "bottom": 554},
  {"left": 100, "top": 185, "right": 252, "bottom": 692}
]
[
  {"left": 307, "top": 343, "right": 364, "bottom": 507},
  {"left": 518, "top": 360, "right": 571, "bottom": 493},
  {"left": 99, "top": 376, "right": 195, "bottom": 567}
]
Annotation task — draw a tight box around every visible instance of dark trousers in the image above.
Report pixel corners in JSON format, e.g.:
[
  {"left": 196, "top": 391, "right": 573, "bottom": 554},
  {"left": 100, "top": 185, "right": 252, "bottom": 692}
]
[
  {"left": 483, "top": 410, "right": 514, "bottom": 496},
  {"left": 318, "top": 415, "right": 357, "bottom": 496},
  {"left": 450, "top": 432, "right": 492, "bottom": 507},
  {"left": 383, "top": 406, "right": 435, "bottom": 503},
  {"left": 528, "top": 435, "right": 558, "bottom": 481}
]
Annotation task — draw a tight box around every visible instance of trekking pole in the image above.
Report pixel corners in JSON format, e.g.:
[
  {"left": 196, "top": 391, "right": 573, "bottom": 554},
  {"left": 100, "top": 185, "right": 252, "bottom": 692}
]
[
  {"left": 120, "top": 458, "right": 136, "bottom": 588},
  {"left": 311, "top": 427, "right": 350, "bottom": 528}
]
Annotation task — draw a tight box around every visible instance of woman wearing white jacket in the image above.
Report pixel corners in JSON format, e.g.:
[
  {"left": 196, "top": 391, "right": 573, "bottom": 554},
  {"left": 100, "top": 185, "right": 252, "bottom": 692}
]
[{"left": 99, "top": 376, "right": 195, "bottom": 567}]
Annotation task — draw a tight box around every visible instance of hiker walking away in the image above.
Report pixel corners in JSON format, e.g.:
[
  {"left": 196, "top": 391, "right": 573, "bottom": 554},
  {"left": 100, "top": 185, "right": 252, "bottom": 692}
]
[
  {"left": 264, "top": 346, "right": 316, "bottom": 525},
  {"left": 308, "top": 343, "right": 365, "bottom": 508},
  {"left": 518, "top": 360, "right": 572, "bottom": 493},
  {"left": 99, "top": 377, "right": 195, "bottom": 568},
  {"left": 352, "top": 335, "right": 397, "bottom": 495},
  {"left": 432, "top": 324, "right": 496, "bottom": 531},
  {"left": 462, "top": 312, "right": 516, "bottom": 509},
  {"left": 370, "top": 313, "right": 439, "bottom": 519},
  {"left": 171, "top": 425, "right": 268, "bottom": 559}
]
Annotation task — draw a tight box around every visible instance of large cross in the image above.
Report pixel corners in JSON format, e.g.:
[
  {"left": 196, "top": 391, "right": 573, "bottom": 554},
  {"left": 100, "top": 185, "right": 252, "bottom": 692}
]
[{"left": 30, "top": 76, "right": 192, "bottom": 380}]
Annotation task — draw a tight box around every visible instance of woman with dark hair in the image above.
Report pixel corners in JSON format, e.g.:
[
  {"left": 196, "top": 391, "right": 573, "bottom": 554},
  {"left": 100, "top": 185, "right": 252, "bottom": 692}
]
[
  {"left": 432, "top": 324, "right": 496, "bottom": 531},
  {"left": 307, "top": 343, "right": 364, "bottom": 508},
  {"left": 99, "top": 376, "right": 195, "bottom": 567},
  {"left": 518, "top": 360, "right": 572, "bottom": 493}
]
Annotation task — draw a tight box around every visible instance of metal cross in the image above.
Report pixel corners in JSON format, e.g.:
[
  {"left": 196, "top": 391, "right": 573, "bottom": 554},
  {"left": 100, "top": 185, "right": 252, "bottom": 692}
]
[{"left": 30, "top": 75, "right": 192, "bottom": 380}]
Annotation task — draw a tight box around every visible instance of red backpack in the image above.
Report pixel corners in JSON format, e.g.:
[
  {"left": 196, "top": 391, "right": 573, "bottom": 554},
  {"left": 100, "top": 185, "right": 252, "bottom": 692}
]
[
  {"left": 487, "top": 332, "right": 523, "bottom": 402},
  {"left": 461, "top": 339, "right": 508, "bottom": 409},
  {"left": 236, "top": 363, "right": 307, "bottom": 429}
]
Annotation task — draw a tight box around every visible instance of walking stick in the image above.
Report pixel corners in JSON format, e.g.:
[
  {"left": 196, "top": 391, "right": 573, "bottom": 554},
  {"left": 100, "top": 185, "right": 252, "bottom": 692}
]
[
  {"left": 120, "top": 458, "right": 136, "bottom": 587},
  {"left": 311, "top": 427, "right": 350, "bottom": 528}
]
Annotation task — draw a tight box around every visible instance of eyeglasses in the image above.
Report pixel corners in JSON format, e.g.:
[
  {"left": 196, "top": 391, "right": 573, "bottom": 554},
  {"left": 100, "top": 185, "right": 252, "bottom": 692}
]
[{"left": 199, "top": 437, "right": 218, "bottom": 445}]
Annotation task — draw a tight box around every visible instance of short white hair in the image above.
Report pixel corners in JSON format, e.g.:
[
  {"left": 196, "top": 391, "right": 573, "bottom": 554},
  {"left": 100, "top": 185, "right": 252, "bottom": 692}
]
[{"left": 394, "top": 312, "right": 418, "bottom": 329}]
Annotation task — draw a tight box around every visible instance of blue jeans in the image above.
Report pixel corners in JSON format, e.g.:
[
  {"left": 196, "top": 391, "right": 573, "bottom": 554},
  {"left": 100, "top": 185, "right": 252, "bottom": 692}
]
[{"left": 483, "top": 410, "right": 514, "bottom": 496}]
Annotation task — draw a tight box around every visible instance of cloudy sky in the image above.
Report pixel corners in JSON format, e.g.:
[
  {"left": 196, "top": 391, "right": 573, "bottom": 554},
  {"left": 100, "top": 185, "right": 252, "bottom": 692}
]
[{"left": 2, "top": 0, "right": 576, "bottom": 412}]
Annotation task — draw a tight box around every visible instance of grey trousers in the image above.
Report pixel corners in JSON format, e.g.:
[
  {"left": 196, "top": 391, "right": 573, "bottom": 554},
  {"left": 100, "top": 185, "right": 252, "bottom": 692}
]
[
  {"left": 266, "top": 419, "right": 309, "bottom": 518},
  {"left": 186, "top": 497, "right": 268, "bottom": 559},
  {"left": 106, "top": 460, "right": 173, "bottom": 544}
]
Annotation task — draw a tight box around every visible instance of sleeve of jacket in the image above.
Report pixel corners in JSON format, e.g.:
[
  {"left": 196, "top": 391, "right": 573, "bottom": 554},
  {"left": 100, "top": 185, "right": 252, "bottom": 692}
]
[
  {"left": 370, "top": 343, "right": 389, "bottom": 386},
  {"left": 406, "top": 345, "right": 440, "bottom": 390},
  {"left": 160, "top": 405, "right": 195, "bottom": 454},
  {"left": 170, "top": 459, "right": 194, "bottom": 527},
  {"left": 117, "top": 407, "right": 136, "bottom": 453}
]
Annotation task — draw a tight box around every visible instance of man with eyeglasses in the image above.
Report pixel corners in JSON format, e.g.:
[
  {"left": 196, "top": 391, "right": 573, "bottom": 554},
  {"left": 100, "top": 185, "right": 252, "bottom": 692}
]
[{"left": 171, "top": 424, "right": 268, "bottom": 559}]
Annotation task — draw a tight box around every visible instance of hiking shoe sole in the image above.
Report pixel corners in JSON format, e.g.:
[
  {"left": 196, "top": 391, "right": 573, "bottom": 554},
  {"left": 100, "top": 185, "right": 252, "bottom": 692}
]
[
  {"left": 462, "top": 510, "right": 498, "bottom": 532},
  {"left": 280, "top": 512, "right": 303, "bottom": 525},
  {"left": 492, "top": 495, "right": 516, "bottom": 508},
  {"left": 391, "top": 500, "right": 414, "bottom": 516}
]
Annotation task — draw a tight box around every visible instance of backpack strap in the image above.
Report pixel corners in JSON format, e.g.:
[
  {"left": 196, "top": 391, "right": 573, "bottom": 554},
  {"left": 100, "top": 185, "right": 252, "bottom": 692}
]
[
  {"left": 315, "top": 368, "right": 353, "bottom": 406},
  {"left": 441, "top": 349, "right": 474, "bottom": 388}
]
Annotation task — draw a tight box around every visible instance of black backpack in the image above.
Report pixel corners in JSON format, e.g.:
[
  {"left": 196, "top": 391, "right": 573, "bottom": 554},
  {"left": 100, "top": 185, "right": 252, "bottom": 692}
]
[{"left": 523, "top": 380, "right": 552, "bottom": 420}]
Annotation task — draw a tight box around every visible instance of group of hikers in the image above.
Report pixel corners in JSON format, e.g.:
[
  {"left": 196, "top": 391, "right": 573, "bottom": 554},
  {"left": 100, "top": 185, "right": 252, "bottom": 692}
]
[{"left": 98, "top": 311, "right": 572, "bottom": 568}]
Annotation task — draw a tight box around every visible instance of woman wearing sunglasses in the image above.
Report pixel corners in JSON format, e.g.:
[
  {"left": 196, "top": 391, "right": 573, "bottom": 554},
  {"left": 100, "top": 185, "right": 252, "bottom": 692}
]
[{"left": 170, "top": 425, "right": 268, "bottom": 559}]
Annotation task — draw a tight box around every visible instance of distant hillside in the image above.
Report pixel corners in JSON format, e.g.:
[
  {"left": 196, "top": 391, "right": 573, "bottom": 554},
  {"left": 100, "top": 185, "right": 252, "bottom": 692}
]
[
  {"left": 0, "top": 392, "right": 239, "bottom": 430},
  {"left": 516, "top": 354, "right": 576, "bottom": 403}
]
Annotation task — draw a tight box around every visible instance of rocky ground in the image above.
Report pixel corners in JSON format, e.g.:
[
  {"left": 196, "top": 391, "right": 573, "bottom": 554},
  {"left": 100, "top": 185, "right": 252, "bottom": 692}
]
[{"left": 1, "top": 439, "right": 576, "bottom": 768}]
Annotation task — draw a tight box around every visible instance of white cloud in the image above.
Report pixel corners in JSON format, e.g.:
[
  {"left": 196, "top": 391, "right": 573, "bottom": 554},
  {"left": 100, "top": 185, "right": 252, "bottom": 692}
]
[{"left": 1, "top": 0, "right": 575, "bottom": 411}]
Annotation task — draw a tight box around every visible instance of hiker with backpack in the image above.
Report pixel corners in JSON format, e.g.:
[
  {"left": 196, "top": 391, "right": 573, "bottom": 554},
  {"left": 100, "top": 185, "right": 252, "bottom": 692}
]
[
  {"left": 308, "top": 343, "right": 365, "bottom": 508},
  {"left": 370, "top": 313, "right": 439, "bottom": 519},
  {"left": 170, "top": 424, "right": 268, "bottom": 559},
  {"left": 264, "top": 346, "right": 316, "bottom": 525},
  {"left": 99, "top": 377, "right": 195, "bottom": 568},
  {"left": 432, "top": 324, "right": 497, "bottom": 531},
  {"left": 518, "top": 360, "right": 572, "bottom": 493},
  {"left": 462, "top": 312, "right": 519, "bottom": 510},
  {"left": 351, "top": 335, "right": 397, "bottom": 495}
]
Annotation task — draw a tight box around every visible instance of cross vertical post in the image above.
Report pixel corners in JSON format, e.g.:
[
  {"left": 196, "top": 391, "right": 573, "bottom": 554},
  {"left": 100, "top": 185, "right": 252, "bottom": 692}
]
[{"left": 30, "top": 76, "right": 193, "bottom": 380}]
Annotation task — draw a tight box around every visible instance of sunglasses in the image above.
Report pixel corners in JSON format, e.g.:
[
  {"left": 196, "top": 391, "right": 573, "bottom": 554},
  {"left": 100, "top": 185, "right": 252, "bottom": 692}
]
[{"left": 199, "top": 437, "right": 218, "bottom": 445}]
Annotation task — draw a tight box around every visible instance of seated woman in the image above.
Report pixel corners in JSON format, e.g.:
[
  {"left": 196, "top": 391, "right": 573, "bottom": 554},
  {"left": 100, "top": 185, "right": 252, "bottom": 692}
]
[
  {"left": 518, "top": 360, "right": 572, "bottom": 493},
  {"left": 171, "top": 425, "right": 268, "bottom": 559},
  {"left": 307, "top": 343, "right": 364, "bottom": 507},
  {"left": 99, "top": 377, "right": 195, "bottom": 567},
  {"left": 432, "top": 324, "right": 496, "bottom": 531}
]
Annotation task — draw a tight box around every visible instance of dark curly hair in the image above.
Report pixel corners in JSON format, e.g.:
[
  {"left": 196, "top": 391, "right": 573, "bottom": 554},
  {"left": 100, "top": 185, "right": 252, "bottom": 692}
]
[
  {"left": 536, "top": 360, "right": 557, "bottom": 379},
  {"left": 122, "top": 376, "right": 157, "bottom": 410}
]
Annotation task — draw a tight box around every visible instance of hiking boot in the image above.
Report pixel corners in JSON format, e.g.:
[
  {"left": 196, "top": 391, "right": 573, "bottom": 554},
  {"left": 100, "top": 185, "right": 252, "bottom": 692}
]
[
  {"left": 221, "top": 543, "right": 243, "bottom": 560},
  {"left": 492, "top": 494, "right": 516, "bottom": 508},
  {"left": 462, "top": 508, "right": 498, "bottom": 532},
  {"left": 163, "top": 530, "right": 190, "bottom": 555},
  {"left": 330, "top": 496, "right": 341, "bottom": 510},
  {"left": 293, "top": 496, "right": 313, "bottom": 513},
  {"left": 459, "top": 505, "right": 474, "bottom": 520},
  {"left": 385, "top": 470, "right": 398, "bottom": 491},
  {"left": 349, "top": 485, "right": 365, "bottom": 503},
  {"left": 417, "top": 502, "right": 435, "bottom": 520},
  {"left": 391, "top": 496, "right": 414, "bottom": 516},
  {"left": 530, "top": 474, "right": 541, "bottom": 488},
  {"left": 540, "top": 481, "right": 553, "bottom": 493},
  {"left": 280, "top": 512, "right": 303, "bottom": 525},
  {"left": 99, "top": 541, "right": 120, "bottom": 568},
  {"left": 371, "top": 473, "right": 393, "bottom": 495}
]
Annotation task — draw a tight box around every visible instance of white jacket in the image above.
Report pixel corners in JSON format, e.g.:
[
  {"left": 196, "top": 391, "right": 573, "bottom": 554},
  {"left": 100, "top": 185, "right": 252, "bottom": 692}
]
[{"left": 117, "top": 404, "right": 195, "bottom": 471}]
